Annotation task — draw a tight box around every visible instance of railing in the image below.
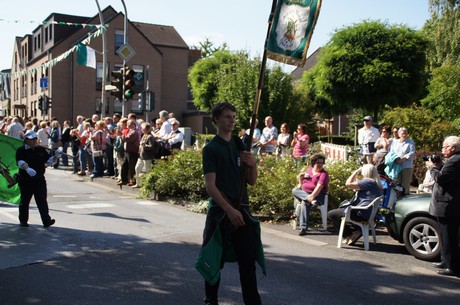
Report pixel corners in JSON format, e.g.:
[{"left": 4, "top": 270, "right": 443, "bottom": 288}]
[{"left": 320, "top": 142, "right": 349, "bottom": 161}]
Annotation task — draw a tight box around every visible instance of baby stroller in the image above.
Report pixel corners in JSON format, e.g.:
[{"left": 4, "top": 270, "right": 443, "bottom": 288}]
[{"left": 376, "top": 175, "right": 405, "bottom": 226}]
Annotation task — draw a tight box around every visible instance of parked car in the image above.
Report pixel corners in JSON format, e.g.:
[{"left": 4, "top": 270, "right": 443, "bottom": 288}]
[{"left": 385, "top": 194, "right": 441, "bottom": 261}]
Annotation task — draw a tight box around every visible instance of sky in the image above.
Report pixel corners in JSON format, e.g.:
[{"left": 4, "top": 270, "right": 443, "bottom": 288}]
[{"left": 0, "top": 0, "right": 431, "bottom": 70}]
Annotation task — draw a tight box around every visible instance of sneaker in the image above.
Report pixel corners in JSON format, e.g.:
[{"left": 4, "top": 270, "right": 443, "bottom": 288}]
[
  {"left": 20, "top": 222, "right": 29, "bottom": 227},
  {"left": 347, "top": 231, "right": 362, "bottom": 245},
  {"left": 44, "top": 219, "right": 55, "bottom": 228},
  {"left": 299, "top": 229, "right": 307, "bottom": 236},
  {"left": 131, "top": 184, "right": 141, "bottom": 189}
]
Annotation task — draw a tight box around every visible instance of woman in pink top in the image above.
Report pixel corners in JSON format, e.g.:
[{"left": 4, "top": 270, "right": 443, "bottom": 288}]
[
  {"left": 291, "top": 123, "right": 309, "bottom": 165},
  {"left": 292, "top": 154, "right": 329, "bottom": 236}
]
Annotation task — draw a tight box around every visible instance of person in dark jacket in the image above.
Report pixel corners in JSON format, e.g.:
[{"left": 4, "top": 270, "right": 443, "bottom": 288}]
[
  {"left": 133, "top": 123, "right": 157, "bottom": 188},
  {"left": 199, "top": 102, "right": 262, "bottom": 305},
  {"left": 16, "top": 130, "right": 61, "bottom": 228},
  {"left": 118, "top": 119, "right": 140, "bottom": 186},
  {"left": 428, "top": 136, "right": 460, "bottom": 276}
]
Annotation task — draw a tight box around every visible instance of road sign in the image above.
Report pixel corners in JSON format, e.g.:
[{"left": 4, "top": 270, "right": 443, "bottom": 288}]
[
  {"left": 116, "top": 44, "right": 136, "bottom": 62},
  {"left": 40, "top": 78, "right": 48, "bottom": 88}
]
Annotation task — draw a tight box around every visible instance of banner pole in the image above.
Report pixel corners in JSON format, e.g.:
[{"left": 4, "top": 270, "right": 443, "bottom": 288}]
[{"left": 237, "top": 0, "right": 278, "bottom": 208}]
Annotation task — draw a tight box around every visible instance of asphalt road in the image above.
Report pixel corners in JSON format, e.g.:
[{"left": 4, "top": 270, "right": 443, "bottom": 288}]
[{"left": 0, "top": 167, "right": 459, "bottom": 305}]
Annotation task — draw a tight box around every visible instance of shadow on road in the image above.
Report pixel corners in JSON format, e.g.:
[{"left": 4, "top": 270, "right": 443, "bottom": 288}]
[{"left": 1, "top": 222, "right": 459, "bottom": 305}]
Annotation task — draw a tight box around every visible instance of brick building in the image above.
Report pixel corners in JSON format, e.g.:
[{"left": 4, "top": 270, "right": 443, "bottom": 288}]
[{"left": 4, "top": 5, "right": 212, "bottom": 133}]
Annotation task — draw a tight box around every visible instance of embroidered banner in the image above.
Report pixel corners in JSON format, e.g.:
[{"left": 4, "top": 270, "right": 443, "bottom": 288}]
[{"left": 267, "top": 0, "right": 322, "bottom": 67}]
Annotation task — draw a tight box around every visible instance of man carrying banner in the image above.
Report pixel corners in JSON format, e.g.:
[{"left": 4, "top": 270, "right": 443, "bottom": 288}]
[
  {"left": 15, "top": 130, "right": 61, "bottom": 228},
  {"left": 197, "top": 102, "right": 264, "bottom": 305}
]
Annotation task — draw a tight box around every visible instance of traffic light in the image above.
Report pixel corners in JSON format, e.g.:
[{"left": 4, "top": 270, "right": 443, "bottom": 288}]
[
  {"left": 38, "top": 96, "right": 43, "bottom": 111},
  {"left": 45, "top": 96, "right": 52, "bottom": 110},
  {"left": 124, "top": 68, "right": 135, "bottom": 100},
  {"left": 110, "top": 69, "right": 123, "bottom": 100},
  {"left": 148, "top": 91, "right": 155, "bottom": 111},
  {"left": 138, "top": 91, "right": 146, "bottom": 111}
]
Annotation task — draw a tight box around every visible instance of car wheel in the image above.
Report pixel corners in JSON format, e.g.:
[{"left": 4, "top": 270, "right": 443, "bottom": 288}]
[{"left": 402, "top": 216, "right": 441, "bottom": 261}]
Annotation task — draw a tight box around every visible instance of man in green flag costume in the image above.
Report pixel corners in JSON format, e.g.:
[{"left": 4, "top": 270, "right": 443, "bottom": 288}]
[{"left": 195, "top": 102, "right": 265, "bottom": 305}]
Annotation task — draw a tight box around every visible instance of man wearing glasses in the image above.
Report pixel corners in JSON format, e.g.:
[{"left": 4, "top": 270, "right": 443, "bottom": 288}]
[{"left": 428, "top": 136, "right": 460, "bottom": 277}]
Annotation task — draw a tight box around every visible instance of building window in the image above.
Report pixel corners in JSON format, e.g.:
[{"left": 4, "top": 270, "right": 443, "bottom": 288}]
[
  {"left": 114, "top": 30, "right": 124, "bottom": 54},
  {"left": 45, "top": 27, "right": 48, "bottom": 43},
  {"left": 49, "top": 25, "right": 52, "bottom": 40},
  {"left": 38, "top": 34, "right": 41, "bottom": 49},
  {"left": 34, "top": 37, "right": 37, "bottom": 51}
]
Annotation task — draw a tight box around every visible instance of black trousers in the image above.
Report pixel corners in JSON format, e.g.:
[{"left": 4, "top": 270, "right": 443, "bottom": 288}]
[
  {"left": 328, "top": 207, "right": 369, "bottom": 237},
  {"left": 438, "top": 216, "right": 460, "bottom": 272},
  {"left": 18, "top": 177, "right": 52, "bottom": 225},
  {"left": 120, "top": 152, "right": 139, "bottom": 183},
  {"left": 204, "top": 217, "right": 261, "bottom": 305}
]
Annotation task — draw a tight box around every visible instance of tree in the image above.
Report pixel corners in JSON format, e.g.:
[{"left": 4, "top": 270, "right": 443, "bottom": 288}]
[
  {"left": 188, "top": 50, "right": 235, "bottom": 111},
  {"left": 188, "top": 50, "right": 313, "bottom": 131},
  {"left": 307, "top": 20, "right": 428, "bottom": 121},
  {"left": 422, "top": 63, "right": 460, "bottom": 123},
  {"left": 421, "top": 1, "right": 460, "bottom": 123},
  {"left": 191, "top": 38, "right": 228, "bottom": 58},
  {"left": 423, "top": 0, "right": 460, "bottom": 69}
]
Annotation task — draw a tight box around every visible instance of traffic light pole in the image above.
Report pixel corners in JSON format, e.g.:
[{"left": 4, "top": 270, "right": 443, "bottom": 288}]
[
  {"left": 121, "top": 0, "right": 128, "bottom": 117},
  {"left": 95, "top": 0, "right": 107, "bottom": 117}
]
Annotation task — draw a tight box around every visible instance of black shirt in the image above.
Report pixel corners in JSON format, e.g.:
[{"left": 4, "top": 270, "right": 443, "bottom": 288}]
[{"left": 16, "top": 145, "right": 50, "bottom": 181}]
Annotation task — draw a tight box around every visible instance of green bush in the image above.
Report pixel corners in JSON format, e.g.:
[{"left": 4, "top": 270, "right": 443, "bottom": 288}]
[
  {"left": 248, "top": 155, "right": 298, "bottom": 219},
  {"left": 140, "top": 149, "right": 207, "bottom": 202},
  {"left": 139, "top": 146, "right": 360, "bottom": 220}
]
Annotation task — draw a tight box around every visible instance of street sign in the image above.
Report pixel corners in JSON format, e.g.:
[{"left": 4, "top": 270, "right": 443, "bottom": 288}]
[
  {"left": 40, "top": 78, "right": 48, "bottom": 88},
  {"left": 116, "top": 44, "right": 136, "bottom": 62}
]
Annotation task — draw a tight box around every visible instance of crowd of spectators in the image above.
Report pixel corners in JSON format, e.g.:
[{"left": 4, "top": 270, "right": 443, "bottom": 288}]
[{"left": 0, "top": 110, "right": 184, "bottom": 188}]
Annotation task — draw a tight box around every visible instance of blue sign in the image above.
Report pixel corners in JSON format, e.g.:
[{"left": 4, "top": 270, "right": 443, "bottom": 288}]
[{"left": 40, "top": 78, "right": 48, "bottom": 88}]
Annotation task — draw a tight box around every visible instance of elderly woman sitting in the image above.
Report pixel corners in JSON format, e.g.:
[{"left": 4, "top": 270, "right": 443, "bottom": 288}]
[
  {"left": 328, "top": 164, "right": 383, "bottom": 245},
  {"left": 292, "top": 154, "right": 329, "bottom": 236}
]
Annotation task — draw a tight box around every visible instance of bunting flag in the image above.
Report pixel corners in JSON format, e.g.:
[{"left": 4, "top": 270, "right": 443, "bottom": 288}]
[
  {"left": 77, "top": 43, "right": 97, "bottom": 69},
  {"left": 0, "top": 134, "right": 22, "bottom": 205},
  {"left": 0, "top": 18, "right": 107, "bottom": 29},
  {"left": 0, "top": 25, "right": 106, "bottom": 78},
  {"left": 267, "top": 0, "right": 322, "bottom": 67}
]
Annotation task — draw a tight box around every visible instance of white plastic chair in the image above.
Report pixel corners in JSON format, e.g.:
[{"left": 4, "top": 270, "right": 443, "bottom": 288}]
[
  {"left": 318, "top": 194, "right": 328, "bottom": 230},
  {"left": 293, "top": 194, "right": 328, "bottom": 230},
  {"left": 336, "top": 195, "right": 384, "bottom": 251}
]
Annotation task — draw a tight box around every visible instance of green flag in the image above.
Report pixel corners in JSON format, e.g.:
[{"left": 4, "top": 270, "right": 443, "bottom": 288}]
[
  {"left": 76, "top": 43, "right": 96, "bottom": 69},
  {"left": 0, "top": 134, "right": 22, "bottom": 204},
  {"left": 267, "top": 0, "right": 322, "bottom": 67}
]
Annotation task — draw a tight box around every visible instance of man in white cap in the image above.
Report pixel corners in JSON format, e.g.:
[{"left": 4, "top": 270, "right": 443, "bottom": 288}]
[
  {"left": 15, "top": 130, "right": 61, "bottom": 228},
  {"left": 358, "top": 116, "right": 380, "bottom": 164}
]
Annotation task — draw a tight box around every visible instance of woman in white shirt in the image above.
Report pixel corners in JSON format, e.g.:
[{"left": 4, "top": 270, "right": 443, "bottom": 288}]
[{"left": 276, "top": 123, "right": 292, "bottom": 157}]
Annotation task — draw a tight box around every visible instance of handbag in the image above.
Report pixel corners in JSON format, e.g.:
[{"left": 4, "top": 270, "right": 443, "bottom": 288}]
[{"left": 93, "top": 150, "right": 103, "bottom": 157}]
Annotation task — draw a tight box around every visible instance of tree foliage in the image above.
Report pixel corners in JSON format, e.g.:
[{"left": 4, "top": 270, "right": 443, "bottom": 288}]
[
  {"left": 382, "top": 105, "right": 458, "bottom": 151},
  {"left": 423, "top": 0, "right": 460, "bottom": 69},
  {"left": 421, "top": 1, "right": 460, "bottom": 123},
  {"left": 188, "top": 49, "right": 314, "bottom": 132},
  {"left": 421, "top": 63, "right": 460, "bottom": 123},
  {"left": 191, "top": 38, "right": 228, "bottom": 58},
  {"left": 303, "top": 20, "right": 428, "bottom": 121}
]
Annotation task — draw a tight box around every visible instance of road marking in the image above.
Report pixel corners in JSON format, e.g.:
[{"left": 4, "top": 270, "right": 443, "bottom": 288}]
[
  {"left": 66, "top": 203, "right": 115, "bottom": 209},
  {"left": 136, "top": 201, "right": 159, "bottom": 206},
  {"left": 0, "top": 210, "right": 18, "bottom": 221},
  {"left": 262, "top": 226, "right": 329, "bottom": 246}
]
